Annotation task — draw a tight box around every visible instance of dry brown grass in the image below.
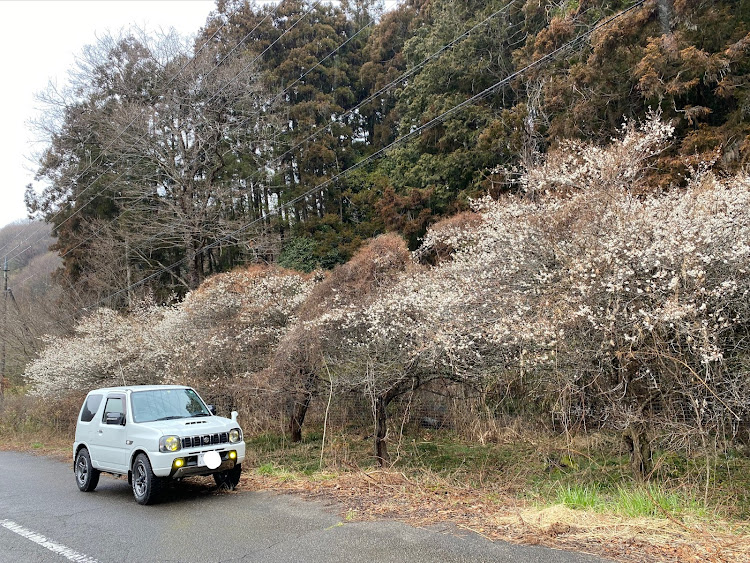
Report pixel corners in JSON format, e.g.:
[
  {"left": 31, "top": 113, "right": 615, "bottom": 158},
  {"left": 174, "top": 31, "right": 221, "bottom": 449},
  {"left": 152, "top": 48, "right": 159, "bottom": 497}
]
[
  {"left": 297, "top": 232, "right": 411, "bottom": 320},
  {"left": 238, "top": 468, "right": 750, "bottom": 563},
  {"left": 0, "top": 433, "right": 72, "bottom": 462}
]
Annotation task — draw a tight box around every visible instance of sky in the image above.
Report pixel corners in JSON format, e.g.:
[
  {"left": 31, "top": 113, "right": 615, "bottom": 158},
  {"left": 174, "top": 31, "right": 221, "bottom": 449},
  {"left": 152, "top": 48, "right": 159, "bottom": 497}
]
[{"left": 0, "top": 1, "right": 218, "bottom": 229}]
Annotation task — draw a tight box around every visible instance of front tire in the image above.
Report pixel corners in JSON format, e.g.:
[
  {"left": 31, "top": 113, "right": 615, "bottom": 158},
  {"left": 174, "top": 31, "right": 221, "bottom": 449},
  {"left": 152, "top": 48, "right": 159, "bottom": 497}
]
[
  {"left": 132, "top": 453, "right": 161, "bottom": 505},
  {"left": 75, "top": 448, "right": 100, "bottom": 492},
  {"left": 213, "top": 463, "right": 242, "bottom": 490}
]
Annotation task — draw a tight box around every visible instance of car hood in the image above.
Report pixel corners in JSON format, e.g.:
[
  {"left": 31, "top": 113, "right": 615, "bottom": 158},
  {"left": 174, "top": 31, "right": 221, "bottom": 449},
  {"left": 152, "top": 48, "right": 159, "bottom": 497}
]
[{"left": 137, "top": 417, "right": 238, "bottom": 435}]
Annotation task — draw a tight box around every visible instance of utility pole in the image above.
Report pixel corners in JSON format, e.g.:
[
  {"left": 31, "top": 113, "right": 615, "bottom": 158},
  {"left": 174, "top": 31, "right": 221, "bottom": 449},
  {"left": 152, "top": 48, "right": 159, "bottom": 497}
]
[{"left": 1, "top": 257, "right": 7, "bottom": 399}]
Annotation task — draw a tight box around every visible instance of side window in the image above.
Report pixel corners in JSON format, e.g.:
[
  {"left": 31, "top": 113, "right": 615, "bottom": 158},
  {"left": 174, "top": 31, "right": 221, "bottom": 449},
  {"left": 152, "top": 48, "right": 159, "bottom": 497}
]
[
  {"left": 102, "top": 396, "right": 125, "bottom": 424},
  {"left": 80, "top": 394, "right": 103, "bottom": 423}
]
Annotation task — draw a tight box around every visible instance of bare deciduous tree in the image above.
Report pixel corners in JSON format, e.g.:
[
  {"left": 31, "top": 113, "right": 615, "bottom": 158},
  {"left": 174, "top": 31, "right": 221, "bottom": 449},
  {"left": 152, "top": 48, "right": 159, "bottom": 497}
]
[{"left": 31, "top": 28, "right": 278, "bottom": 301}]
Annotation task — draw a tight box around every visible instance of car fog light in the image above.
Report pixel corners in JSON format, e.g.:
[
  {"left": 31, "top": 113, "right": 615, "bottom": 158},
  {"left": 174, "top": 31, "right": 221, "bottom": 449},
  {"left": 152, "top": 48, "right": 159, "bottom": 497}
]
[
  {"left": 228, "top": 450, "right": 237, "bottom": 460},
  {"left": 173, "top": 458, "right": 185, "bottom": 468}
]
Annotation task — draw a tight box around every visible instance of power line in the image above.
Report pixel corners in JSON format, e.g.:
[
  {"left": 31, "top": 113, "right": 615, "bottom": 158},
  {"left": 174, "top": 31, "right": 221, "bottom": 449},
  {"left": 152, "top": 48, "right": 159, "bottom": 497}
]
[
  {"left": 238, "top": 0, "right": 521, "bottom": 182},
  {"left": 200, "top": 0, "right": 325, "bottom": 110},
  {"left": 77, "top": 0, "right": 647, "bottom": 314},
  {"left": 8, "top": 0, "right": 514, "bottom": 273},
  {"left": 78, "top": 0, "right": 521, "bottom": 278}
]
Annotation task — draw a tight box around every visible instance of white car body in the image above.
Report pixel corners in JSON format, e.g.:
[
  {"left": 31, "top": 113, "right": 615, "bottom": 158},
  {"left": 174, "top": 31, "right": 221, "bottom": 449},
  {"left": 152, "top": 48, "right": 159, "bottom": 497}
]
[{"left": 73, "top": 385, "right": 245, "bottom": 501}]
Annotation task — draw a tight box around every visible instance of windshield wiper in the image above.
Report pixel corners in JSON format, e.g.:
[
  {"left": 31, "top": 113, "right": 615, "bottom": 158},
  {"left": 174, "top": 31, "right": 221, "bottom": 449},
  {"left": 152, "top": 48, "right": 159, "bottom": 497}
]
[
  {"left": 155, "top": 415, "right": 184, "bottom": 421},
  {"left": 191, "top": 413, "right": 211, "bottom": 417}
]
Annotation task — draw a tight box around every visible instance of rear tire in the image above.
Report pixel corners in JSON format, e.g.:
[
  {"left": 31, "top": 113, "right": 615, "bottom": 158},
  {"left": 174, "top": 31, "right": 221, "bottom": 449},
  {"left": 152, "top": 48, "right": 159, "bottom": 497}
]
[
  {"left": 132, "top": 453, "right": 161, "bottom": 505},
  {"left": 213, "top": 463, "right": 242, "bottom": 490},
  {"left": 75, "top": 448, "right": 100, "bottom": 492}
]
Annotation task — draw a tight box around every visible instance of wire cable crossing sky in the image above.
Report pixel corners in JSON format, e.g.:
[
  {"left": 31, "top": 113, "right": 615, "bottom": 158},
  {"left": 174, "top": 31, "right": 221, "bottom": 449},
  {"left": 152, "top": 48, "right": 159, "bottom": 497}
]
[{"left": 78, "top": 0, "right": 646, "bottom": 316}]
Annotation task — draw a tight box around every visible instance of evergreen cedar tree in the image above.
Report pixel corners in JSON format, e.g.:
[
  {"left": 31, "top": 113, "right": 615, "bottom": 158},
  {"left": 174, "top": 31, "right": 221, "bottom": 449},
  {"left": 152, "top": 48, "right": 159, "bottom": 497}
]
[{"left": 28, "top": 0, "right": 750, "bottom": 304}]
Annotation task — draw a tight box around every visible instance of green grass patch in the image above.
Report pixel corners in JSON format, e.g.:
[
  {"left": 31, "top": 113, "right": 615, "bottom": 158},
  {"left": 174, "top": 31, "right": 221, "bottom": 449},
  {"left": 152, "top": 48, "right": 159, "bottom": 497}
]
[
  {"left": 247, "top": 432, "right": 328, "bottom": 474},
  {"left": 555, "top": 484, "right": 602, "bottom": 510},
  {"left": 615, "top": 484, "right": 672, "bottom": 517},
  {"left": 402, "top": 436, "right": 539, "bottom": 485},
  {"left": 256, "top": 462, "right": 296, "bottom": 481},
  {"left": 546, "top": 479, "right": 708, "bottom": 520},
  {"left": 547, "top": 480, "right": 707, "bottom": 520},
  {"left": 608, "top": 483, "right": 711, "bottom": 519}
]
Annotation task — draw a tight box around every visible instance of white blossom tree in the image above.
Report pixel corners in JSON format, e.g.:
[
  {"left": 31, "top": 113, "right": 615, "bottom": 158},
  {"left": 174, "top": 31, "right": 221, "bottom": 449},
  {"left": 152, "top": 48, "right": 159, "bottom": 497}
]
[
  {"left": 26, "top": 304, "right": 168, "bottom": 396},
  {"left": 26, "top": 266, "right": 315, "bottom": 398},
  {"left": 272, "top": 233, "right": 412, "bottom": 444},
  {"left": 331, "top": 114, "right": 750, "bottom": 473}
]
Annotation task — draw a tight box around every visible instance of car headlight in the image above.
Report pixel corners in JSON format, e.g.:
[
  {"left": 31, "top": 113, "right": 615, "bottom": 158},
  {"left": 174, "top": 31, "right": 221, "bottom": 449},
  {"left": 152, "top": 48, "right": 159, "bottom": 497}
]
[
  {"left": 228, "top": 428, "right": 242, "bottom": 443},
  {"left": 159, "top": 435, "right": 181, "bottom": 452}
]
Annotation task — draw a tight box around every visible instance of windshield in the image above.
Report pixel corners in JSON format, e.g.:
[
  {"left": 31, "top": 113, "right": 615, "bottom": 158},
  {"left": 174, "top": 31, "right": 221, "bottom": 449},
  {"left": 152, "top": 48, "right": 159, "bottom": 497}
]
[{"left": 131, "top": 388, "right": 210, "bottom": 423}]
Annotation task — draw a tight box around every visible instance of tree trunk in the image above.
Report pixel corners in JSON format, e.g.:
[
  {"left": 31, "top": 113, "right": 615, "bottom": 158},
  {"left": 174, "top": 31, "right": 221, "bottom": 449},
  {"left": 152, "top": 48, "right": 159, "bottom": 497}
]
[
  {"left": 184, "top": 233, "right": 202, "bottom": 290},
  {"left": 623, "top": 424, "right": 652, "bottom": 480},
  {"left": 375, "top": 395, "right": 389, "bottom": 466},
  {"left": 288, "top": 371, "right": 316, "bottom": 442},
  {"left": 289, "top": 393, "right": 312, "bottom": 443},
  {"left": 125, "top": 241, "right": 133, "bottom": 308},
  {"left": 656, "top": 0, "right": 674, "bottom": 34}
]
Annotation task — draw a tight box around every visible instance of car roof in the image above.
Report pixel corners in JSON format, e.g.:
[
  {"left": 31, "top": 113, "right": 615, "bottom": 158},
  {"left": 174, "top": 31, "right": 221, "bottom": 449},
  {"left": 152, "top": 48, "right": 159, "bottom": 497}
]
[{"left": 88, "top": 385, "right": 192, "bottom": 394}]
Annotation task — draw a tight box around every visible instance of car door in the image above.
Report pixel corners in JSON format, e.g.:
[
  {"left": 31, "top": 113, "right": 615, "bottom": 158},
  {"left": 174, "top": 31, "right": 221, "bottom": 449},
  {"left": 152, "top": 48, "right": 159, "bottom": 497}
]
[{"left": 95, "top": 393, "right": 130, "bottom": 473}]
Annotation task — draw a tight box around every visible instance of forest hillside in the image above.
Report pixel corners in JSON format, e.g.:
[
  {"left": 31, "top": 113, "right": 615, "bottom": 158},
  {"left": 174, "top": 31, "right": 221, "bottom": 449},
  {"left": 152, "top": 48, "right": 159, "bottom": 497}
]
[
  {"left": 21, "top": 0, "right": 750, "bottom": 304},
  {"left": 0, "top": 221, "right": 64, "bottom": 388}
]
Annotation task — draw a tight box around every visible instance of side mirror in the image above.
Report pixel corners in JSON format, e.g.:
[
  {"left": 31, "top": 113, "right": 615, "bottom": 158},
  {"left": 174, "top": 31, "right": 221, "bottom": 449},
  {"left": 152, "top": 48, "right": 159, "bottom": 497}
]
[
  {"left": 231, "top": 411, "right": 238, "bottom": 423},
  {"left": 105, "top": 412, "right": 125, "bottom": 426},
  {"left": 207, "top": 405, "right": 217, "bottom": 416}
]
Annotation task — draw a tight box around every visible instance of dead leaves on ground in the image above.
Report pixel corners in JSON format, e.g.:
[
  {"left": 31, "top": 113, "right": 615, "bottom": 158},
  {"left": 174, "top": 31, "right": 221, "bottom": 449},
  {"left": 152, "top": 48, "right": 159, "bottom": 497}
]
[{"left": 238, "top": 470, "right": 750, "bottom": 563}]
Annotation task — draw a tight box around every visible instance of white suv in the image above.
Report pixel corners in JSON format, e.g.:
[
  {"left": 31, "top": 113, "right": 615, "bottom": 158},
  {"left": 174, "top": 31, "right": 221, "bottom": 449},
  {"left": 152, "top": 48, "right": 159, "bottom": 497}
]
[{"left": 73, "top": 385, "right": 246, "bottom": 505}]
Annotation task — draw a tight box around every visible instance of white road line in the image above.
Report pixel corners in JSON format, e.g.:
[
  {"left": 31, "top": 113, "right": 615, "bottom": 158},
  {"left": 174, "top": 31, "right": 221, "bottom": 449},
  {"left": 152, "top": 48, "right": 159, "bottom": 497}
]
[{"left": 0, "top": 519, "right": 99, "bottom": 563}]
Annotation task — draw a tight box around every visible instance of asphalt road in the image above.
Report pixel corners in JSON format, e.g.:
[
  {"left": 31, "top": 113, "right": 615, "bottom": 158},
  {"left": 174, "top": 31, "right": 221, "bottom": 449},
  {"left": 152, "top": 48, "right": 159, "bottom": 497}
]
[{"left": 0, "top": 451, "right": 609, "bottom": 563}]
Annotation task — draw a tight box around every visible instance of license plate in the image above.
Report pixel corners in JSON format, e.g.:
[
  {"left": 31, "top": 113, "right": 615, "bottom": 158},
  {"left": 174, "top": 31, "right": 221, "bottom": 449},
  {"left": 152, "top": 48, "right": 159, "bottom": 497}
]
[{"left": 197, "top": 450, "right": 222, "bottom": 469}]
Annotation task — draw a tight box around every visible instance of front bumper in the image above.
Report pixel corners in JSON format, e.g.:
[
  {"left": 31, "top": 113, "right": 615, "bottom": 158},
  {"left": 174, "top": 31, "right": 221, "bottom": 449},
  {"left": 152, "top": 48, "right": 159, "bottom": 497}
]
[
  {"left": 149, "top": 442, "right": 246, "bottom": 478},
  {"left": 170, "top": 454, "right": 238, "bottom": 478}
]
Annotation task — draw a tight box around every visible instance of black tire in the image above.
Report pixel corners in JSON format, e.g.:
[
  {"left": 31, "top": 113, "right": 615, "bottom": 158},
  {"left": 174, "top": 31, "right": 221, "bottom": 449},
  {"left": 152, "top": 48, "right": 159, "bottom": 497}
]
[
  {"left": 74, "top": 448, "right": 100, "bottom": 492},
  {"left": 213, "top": 463, "right": 242, "bottom": 490},
  {"left": 131, "top": 453, "right": 161, "bottom": 505}
]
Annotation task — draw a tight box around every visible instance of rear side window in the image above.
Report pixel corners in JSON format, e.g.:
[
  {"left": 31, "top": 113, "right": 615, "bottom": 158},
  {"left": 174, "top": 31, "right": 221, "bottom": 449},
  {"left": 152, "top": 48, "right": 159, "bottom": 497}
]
[{"left": 80, "top": 394, "right": 103, "bottom": 422}]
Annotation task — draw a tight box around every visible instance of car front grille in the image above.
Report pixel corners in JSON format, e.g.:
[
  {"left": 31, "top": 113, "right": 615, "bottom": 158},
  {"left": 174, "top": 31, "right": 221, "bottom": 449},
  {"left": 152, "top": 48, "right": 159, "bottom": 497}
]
[{"left": 181, "top": 432, "right": 229, "bottom": 449}]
